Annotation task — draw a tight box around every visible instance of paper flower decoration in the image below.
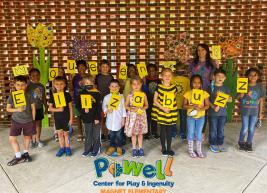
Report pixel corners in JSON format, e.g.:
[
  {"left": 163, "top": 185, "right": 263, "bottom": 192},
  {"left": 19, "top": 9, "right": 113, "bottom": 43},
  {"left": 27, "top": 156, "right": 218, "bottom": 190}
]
[
  {"left": 160, "top": 61, "right": 176, "bottom": 71},
  {"left": 27, "top": 23, "right": 53, "bottom": 48},
  {"left": 67, "top": 37, "right": 96, "bottom": 61},
  {"left": 219, "top": 36, "right": 244, "bottom": 59},
  {"left": 164, "top": 32, "right": 192, "bottom": 63}
]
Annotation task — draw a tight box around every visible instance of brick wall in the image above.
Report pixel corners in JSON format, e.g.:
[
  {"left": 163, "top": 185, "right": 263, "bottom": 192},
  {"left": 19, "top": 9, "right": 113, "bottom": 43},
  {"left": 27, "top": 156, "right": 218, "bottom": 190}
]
[{"left": 0, "top": 0, "right": 266, "bottom": 125}]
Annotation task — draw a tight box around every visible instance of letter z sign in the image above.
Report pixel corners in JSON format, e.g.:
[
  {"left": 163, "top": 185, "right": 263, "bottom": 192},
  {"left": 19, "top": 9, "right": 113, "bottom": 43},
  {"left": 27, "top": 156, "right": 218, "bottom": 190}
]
[
  {"left": 214, "top": 92, "right": 230, "bottom": 108},
  {"left": 237, "top": 78, "right": 248, "bottom": 93}
]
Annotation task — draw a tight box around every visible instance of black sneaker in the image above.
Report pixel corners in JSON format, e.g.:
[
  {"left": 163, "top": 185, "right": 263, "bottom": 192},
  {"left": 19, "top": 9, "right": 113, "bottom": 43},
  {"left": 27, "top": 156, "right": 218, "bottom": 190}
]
[
  {"left": 153, "top": 133, "right": 160, "bottom": 139},
  {"left": 22, "top": 152, "right": 32, "bottom": 162},
  {"left": 167, "top": 150, "right": 175, "bottom": 156},
  {"left": 7, "top": 157, "right": 24, "bottom": 166},
  {"left": 238, "top": 142, "right": 246, "bottom": 151},
  {"left": 246, "top": 143, "right": 253, "bottom": 152},
  {"left": 162, "top": 150, "right": 168, "bottom": 156}
]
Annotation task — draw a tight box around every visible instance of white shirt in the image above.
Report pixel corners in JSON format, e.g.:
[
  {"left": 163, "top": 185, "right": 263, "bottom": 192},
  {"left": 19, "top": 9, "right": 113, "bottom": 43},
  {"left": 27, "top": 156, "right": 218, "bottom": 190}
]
[{"left": 102, "top": 93, "right": 127, "bottom": 131}]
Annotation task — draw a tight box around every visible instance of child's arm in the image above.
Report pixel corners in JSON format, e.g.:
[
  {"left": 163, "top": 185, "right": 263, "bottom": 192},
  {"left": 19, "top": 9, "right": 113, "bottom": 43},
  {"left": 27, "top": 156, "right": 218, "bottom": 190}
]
[
  {"left": 6, "top": 104, "right": 24, "bottom": 113},
  {"left": 259, "top": 97, "right": 265, "bottom": 119},
  {"left": 142, "top": 94, "right": 149, "bottom": 110},
  {"left": 153, "top": 91, "right": 169, "bottom": 113},
  {"left": 183, "top": 97, "right": 193, "bottom": 110},
  {"left": 68, "top": 101, "right": 74, "bottom": 125},
  {"left": 200, "top": 98, "right": 210, "bottom": 111},
  {"left": 125, "top": 94, "right": 131, "bottom": 111},
  {"left": 48, "top": 103, "right": 64, "bottom": 112},
  {"left": 31, "top": 103, "right": 36, "bottom": 121}
]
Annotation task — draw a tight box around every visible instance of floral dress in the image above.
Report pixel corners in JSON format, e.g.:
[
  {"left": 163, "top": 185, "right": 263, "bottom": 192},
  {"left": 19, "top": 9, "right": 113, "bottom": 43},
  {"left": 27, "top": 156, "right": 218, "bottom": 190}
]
[{"left": 125, "top": 92, "right": 148, "bottom": 137}]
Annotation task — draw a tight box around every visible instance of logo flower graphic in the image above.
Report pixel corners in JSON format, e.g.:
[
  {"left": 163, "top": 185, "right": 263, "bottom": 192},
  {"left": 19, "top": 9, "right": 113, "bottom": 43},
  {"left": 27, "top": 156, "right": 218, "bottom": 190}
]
[
  {"left": 27, "top": 23, "right": 53, "bottom": 48},
  {"left": 67, "top": 37, "right": 96, "bottom": 61}
]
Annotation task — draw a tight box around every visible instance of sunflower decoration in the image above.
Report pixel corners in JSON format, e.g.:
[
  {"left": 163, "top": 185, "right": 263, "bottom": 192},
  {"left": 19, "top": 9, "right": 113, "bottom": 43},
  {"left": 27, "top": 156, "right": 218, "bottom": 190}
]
[
  {"left": 219, "top": 36, "right": 244, "bottom": 59},
  {"left": 67, "top": 36, "right": 96, "bottom": 61},
  {"left": 164, "top": 32, "right": 192, "bottom": 64},
  {"left": 27, "top": 23, "right": 53, "bottom": 48}
]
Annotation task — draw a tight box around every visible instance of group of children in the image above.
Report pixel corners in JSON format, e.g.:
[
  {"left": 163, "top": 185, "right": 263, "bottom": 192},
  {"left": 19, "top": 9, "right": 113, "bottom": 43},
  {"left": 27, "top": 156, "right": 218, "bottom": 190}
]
[{"left": 6, "top": 59, "right": 265, "bottom": 166}]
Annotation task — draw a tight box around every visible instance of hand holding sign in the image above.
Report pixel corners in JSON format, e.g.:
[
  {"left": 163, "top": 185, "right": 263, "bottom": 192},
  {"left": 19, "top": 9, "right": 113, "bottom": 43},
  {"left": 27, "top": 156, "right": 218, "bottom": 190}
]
[
  {"left": 237, "top": 78, "right": 248, "bottom": 93},
  {"left": 119, "top": 65, "right": 127, "bottom": 80},
  {"left": 80, "top": 95, "right": 92, "bottom": 109},
  {"left": 53, "top": 92, "right": 66, "bottom": 108},
  {"left": 88, "top": 61, "right": 98, "bottom": 75},
  {"left": 12, "top": 90, "right": 26, "bottom": 108},
  {"left": 49, "top": 68, "right": 59, "bottom": 81},
  {"left": 191, "top": 89, "right": 204, "bottom": 105},
  {"left": 137, "top": 62, "right": 148, "bottom": 78},
  {"left": 133, "top": 92, "right": 145, "bottom": 107},
  {"left": 12, "top": 65, "right": 28, "bottom": 77},
  {"left": 67, "top": 60, "right": 76, "bottom": 74},
  {"left": 214, "top": 92, "right": 230, "bottom": 108},
  {"left": 108, "top": 94, "right": 121, "bottom": 110}
]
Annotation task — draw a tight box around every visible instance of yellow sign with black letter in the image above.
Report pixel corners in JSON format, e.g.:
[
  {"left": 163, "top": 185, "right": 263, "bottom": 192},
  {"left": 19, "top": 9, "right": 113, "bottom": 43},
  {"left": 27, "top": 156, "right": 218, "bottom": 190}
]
[
  {"left": 53, "top": 92, "right": 66, "bottom": 108},
  {"left": 191, "top": 89, "right": 204, "bottom": 105},
  {"left": 12, "top": 90, "right": 26, "bottom": 108},
  {"left": 237, "top": 78, "right": 248, "bottom": 93},
  {"left": 133, "top": 92, "right": 145, "bottom": 107},
  {"left": 214, "top": 92, "right": 230, "bottom": 108},
  {"left": 88, "top": 61, "right": 98, "bottom": 75},
  {"left": 108, "top": 94, "right": 121, "bottom": 110},
  {"left": 81, "top": 95, "right": 92, "bottom": 109}
]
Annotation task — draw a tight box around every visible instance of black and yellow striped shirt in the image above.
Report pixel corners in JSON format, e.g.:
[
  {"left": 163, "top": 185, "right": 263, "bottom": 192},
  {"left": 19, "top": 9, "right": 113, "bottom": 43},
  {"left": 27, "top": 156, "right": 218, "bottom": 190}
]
[{"left": 151, "top": 84, "right": 178, "bottom": 125}]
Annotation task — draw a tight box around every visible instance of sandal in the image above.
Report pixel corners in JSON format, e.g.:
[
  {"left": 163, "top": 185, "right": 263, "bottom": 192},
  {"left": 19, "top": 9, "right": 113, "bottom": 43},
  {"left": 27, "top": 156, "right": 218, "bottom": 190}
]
[
  {"left": 189, "top": 151, "right": 197, "bottom": 158},
  {"left": 7, "top": 157, "right": 24, "bottom": 166}
]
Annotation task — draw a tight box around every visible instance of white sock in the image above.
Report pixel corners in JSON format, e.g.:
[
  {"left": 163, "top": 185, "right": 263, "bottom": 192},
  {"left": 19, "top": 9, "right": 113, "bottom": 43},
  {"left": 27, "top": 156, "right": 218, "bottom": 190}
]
[{"left": 15, "top": 152, "right": 21, "bottom": 158}]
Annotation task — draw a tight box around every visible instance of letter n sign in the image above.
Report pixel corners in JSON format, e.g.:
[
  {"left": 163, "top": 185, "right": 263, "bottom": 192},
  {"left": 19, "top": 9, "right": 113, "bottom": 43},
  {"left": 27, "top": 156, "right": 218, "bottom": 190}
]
[
  {"left": 163, "top": 92, "right": 175, "bottom": 108},
  {"left": 191, "top": 89, "right": 204, "bottom": 105},
  {"left": 12, "top": 90, "right": 26, "bottom": 108}
]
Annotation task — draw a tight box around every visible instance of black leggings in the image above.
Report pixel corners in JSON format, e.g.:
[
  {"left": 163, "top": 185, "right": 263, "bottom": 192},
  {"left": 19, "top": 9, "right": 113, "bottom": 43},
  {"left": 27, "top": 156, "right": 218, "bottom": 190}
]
[{"left": 160, "top": 124, "right": 173, "bottom": 151}]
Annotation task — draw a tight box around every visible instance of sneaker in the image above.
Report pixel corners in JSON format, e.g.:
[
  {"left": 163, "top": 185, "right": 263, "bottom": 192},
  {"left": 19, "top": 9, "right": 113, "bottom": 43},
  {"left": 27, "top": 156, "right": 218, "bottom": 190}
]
[
  {"left": 180, "top": 135, "right": 187, "bottom": 141},
  {"left": 238, "top": 142, "right": 246, "bottom": 151},
  {"left": 219, "top": 146, "right": 227, "bottom": 152},
  {"left": 152, "top": 133, "right": 160, "bottom": 139},
  {"left": 22, "top": 152, "right": 32, "bottom": 162},
  {"left": 7, "top": 157, "right": 25, "bottom": 166},
  {"left": 77, "top": 135, "right": 83, "bottom": 142},
  {"left": 246, "top": 143, "right": 253, "bottom": 152},
  {"left": 209, "top": 145, "right": 220, "bottom": 153},
  {"left": 132, "top": 149, "right": 138, "bottom": 158},
  {"left": 162, "top": 150, "right": 168, "bottom": 157},
  {"left": 167, "top": 150, "right": 175, "bottom": 156},
  {"left": 30, "top": 141, "right": 36, "bottom": 148},
  {"left": 117, "top": 147, "right": 123, "bottom": 156},
  {"left": 65, "top": 148, "right": 72, "bottom": 156},
  {"left": 90, "top": 152, "right": 98, "bottom": 157},
  {"left": 56, "top": 148, "right": 65, "bottom": 157},
  {"left": 82, "top": 151, "right": 90, "bottom": 157},
  {"left": 138, "top": 148, "right": 145, "bottom": 157},
  {"left": 105, "top": 147, "right": 116, "bottom": 156},
  {"left": 37, "top": 141, "right": 45, "bottom": 148}
]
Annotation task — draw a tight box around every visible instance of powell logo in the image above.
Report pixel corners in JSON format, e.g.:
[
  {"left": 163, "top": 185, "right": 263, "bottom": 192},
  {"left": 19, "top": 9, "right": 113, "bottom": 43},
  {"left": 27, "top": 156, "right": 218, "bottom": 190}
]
[{"left": 94, "top": 157, "right": 173, "bottom": 180}]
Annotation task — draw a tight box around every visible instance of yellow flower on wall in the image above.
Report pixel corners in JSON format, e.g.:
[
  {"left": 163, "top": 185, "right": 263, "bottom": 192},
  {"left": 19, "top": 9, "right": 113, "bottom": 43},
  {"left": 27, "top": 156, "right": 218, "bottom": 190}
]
[{"left": 27, "top": 23, "right": 53, "bottom": 48}]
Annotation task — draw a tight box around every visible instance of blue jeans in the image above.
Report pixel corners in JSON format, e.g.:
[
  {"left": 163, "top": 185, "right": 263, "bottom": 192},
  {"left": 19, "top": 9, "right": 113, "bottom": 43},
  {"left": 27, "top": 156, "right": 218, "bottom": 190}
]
[
  {"left": 109, "top": 129, "right": 123, "bottom": 148},
  {"left": 239, "top": 115, "right": 258, "bottom": 144},
  {"left": 179, "top": 109, "right": 187, "bottom": 138},
  {"left": 187, "top": 116, "right": 205, "bottom": 141},
  {"left": 209, "top": 116, "right": 227, "bottom": 145}
]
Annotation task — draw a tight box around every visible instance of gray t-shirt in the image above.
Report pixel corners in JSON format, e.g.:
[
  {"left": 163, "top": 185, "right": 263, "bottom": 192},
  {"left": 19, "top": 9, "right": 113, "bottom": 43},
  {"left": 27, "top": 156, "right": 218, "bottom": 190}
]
[
  {"left": 208, "top": 85, "right": 230, "bottom": 117},
  {"left": 7, "top": 92, "right": 35, "bottom": 123},
  {"left": 240, "top": 83, "right": 266, "bottom": 116},
  {"left": 27, "top": 81, "right": 45, "bottom": 109}
]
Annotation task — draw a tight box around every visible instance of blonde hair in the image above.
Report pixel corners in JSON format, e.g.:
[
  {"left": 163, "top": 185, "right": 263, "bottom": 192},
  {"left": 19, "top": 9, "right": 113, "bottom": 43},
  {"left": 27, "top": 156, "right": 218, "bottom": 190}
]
[
  {"left": 82, "top": 75, "right": 95, "bottom": 85},
  {"left": 130, "top": 75, "right": 142, "bottom": 84},
  {"left": 161, "top": 68, "right": 173, "bottom": 76}
]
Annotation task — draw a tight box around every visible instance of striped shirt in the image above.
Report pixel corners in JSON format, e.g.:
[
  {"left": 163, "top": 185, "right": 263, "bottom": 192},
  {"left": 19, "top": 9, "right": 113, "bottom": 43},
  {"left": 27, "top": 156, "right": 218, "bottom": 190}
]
[{"left": 151, "top": 84, "right": 178, "bottom": 125}]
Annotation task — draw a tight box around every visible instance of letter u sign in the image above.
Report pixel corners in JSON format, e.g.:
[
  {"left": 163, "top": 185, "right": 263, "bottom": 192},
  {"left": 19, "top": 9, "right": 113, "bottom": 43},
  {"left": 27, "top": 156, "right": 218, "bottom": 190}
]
[{"left": 191, "top": 89, "right": 204, "bottom": 105}]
